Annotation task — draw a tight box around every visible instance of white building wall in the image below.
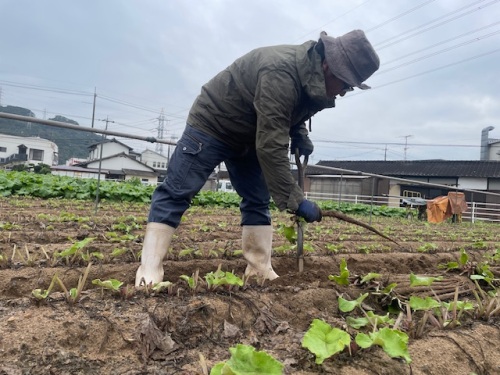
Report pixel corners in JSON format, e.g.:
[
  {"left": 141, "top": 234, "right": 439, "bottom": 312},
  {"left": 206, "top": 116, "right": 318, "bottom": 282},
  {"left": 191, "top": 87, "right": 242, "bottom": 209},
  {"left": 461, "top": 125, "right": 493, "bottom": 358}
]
[
  {"left": 52, "top": 170, "right": 105, "bottom": 179},
  {"left": 87, "top": 156, "right": 152, "bottom": 171},
  {"left": 458, "top": 177, "right": 488, "bottom": 190},
  {"left": 89, "top": 142, "right": 130, "bottom": 160},
  {"left": 488, "top": 143, "right": 500, "bottom": 161},
  {"left": 0, "top": 133, "right": 58, "bottom": 165},
  {"left": 124, "top": 174, "right": 157, "bottom": 185},
  {"left": 141, "top": 149, "right": 169, "bottom": 169}
]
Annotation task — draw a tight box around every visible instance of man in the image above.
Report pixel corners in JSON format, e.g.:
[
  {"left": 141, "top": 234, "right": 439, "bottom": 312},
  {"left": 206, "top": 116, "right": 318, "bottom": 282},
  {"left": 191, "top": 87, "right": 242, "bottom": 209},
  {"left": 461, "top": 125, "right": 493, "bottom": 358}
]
[{"left": 135, "top": 30, "right": 380, "bottom": 286}]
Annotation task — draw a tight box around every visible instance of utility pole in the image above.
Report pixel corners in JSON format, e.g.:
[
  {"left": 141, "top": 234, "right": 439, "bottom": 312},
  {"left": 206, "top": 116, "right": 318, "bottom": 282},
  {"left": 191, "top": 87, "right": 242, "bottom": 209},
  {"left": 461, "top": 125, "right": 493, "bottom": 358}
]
[
  {"left": 156, "top": 109, "right": 165, "bottom": 155},
  {"left": 401, "top": 135, "right": 413, "bottom": 161},
  {"left": 167, "top": 135, "right": 177, "bottom": 163},
  {"left": 94, "top": 116, "right": 115, "bottom": 214},
  {"left": 91, "top": 88, "right": 97, "bottom": 128}
]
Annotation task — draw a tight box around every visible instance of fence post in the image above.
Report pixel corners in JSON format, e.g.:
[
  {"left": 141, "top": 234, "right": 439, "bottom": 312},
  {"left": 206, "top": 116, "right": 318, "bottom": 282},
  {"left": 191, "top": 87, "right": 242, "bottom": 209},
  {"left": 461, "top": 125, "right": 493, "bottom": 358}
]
[
  {"left": 338, "top": 173, "right": 343, "bottom": 209},
  {"left": 471, "top": 202, "right": 476, "bottom": 224}
]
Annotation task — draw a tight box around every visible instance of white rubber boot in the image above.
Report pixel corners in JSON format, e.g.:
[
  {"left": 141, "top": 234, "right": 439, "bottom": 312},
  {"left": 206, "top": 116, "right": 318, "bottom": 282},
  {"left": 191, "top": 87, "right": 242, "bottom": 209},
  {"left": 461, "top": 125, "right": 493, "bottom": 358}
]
[
  {"left": 135, "top": 222, "right": 175, "bottom": 287},
  {"left": 243, "top": 225, "right": 279, "bottom": 281}
]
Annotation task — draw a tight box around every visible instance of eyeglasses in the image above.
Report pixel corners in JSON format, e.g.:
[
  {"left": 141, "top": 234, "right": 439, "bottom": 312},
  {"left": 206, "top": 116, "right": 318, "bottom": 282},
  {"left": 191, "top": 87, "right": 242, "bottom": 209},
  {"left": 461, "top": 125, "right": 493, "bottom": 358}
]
[{"left": 342, "top": 81, "right": 354, "bottom": 92}]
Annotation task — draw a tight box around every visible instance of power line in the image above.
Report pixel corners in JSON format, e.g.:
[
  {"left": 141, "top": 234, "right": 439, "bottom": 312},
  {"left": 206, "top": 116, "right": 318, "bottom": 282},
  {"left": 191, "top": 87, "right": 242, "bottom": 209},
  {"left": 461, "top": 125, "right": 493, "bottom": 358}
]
[
  {"left": 292, "top": 0, "right": 373, "bottom": 42},
  {"left": 383, "top": 21, "right": 500, "bottom": 65},
  {"left": 0, "top": 80, "right": 91, "bottom": 96},
  {"left": 313, "top": 139, "right": 481, "bottom": 148},
  {"left": 341, "top": 46, "right": 500, "bottom": 95},
  {"left": 374, "top": 0, "right": 500, "bottom": 49},
  {"left": 377, "top": 29, "right": 500, "bottom": 75},
  {"left": 375, "top": 47, "right": 500, "bottom": 89},
  {"left": 364, "top": 0, "right": 437, "bottom": 33}
]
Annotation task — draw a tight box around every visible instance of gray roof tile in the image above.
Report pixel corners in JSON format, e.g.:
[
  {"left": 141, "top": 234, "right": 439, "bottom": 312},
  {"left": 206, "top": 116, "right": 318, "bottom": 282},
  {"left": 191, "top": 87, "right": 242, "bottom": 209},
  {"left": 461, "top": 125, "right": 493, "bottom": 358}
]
[{"left": 307, "top": 160, "right": 500, "bottom": 178}]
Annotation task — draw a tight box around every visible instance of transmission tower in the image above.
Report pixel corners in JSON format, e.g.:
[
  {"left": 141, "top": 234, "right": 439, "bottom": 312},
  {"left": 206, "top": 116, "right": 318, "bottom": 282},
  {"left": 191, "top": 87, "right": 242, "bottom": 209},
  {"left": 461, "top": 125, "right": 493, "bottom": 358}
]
[
  {"left": 156, "top": 109, "right": 165, "bottom": 155},
  {"left": 399, "top": 134, "right": 413, "bottom": 161}
]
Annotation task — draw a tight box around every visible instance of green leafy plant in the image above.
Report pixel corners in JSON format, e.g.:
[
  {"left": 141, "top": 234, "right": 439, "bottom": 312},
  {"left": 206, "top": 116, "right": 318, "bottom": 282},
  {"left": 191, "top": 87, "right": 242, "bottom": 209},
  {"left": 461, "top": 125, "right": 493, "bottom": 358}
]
[
  {"left": 110, "top": 247, "right": 128, "bottom": 258},
  {"left": 204, "top": 265, "right": 243, "bottom": 291},
  {"left": 409, "top": 273, "right": 443, "bottom": 287},
  {"left": 32, "top": 274, "right": 59, "bottom": 301},
  {"left": 471, "top": 281, "right": 500, "bottom": 320},
  {"left": 151, "top": 281, "right": 175, "bottom": 294},
  {"left": 325, "top": 243, "right": 343, "bottom": 253},
  {"left": 416, "top": 242, "right": 438, "bottom": 253},
  {"left": 328, "top": 258, "right": 350, "bottom": 286},
  {"left": 471, "top": 262, "right": 497, "bottom": 288},
  {"left": 438, "top": 248, "right": 469, "bottom": 271},
  {"left": 301, "top": 319, "right": 351, "bottom": 365},
  {"left": 355, "top": 327, "right": 411, "bottom": 363},
  {"left": 55, "top": 263, "right": 92, "bottom": 304},
  {"left": 338, "top": 293, "right": 369, "bottom": 313},
  {"left": 346, "top": 311, "right": 394, "bottom": 330},
  {"left": 210, "top": 344, "right": 283, "bottom": 375},
  {"left": 180, "top": 269, "right": 201, "bottom": 293},
  {"left": 0, "top": 222, "right": 21, "bottom": 230},
  {"left": 406, "top": 288, "right": 474, "bottom": 337},
  {"left": 277, "top": 223, "right": 297, "bottom": 244},
  {"left": 485, "top": 248, "right": 500, "bottom": 263},
  {"left": 54, "top": 237, "right": 95, "bottom": 265},
  {"left": 359, "top": 272, "right": 381, "bottom": 284},
  {"left": 92, "top": 278, "right": 124, "bottom": 294},
  {"left": 408, "top": 296, "right": 441, "bottom": 311}
]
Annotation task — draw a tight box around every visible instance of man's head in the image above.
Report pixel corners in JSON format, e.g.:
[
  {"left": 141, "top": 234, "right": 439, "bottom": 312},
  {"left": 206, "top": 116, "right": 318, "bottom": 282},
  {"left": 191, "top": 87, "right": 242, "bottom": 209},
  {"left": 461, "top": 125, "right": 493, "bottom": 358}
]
[{"left": 319, "top": 30, "right": 379, "bottom": 97}]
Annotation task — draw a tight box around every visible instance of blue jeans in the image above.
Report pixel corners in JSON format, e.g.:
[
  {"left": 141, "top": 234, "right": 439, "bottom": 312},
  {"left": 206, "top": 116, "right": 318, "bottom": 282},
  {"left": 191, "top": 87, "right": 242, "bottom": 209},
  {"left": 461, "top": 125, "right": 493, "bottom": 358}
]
[{"left": 148, "top": 125, "right": 271, "bottom": 228}]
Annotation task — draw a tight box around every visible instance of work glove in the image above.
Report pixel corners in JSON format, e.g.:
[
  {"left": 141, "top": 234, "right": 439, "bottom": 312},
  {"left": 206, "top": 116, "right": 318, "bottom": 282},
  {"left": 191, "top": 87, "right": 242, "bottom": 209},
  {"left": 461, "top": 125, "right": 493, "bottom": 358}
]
[
  {"left": 290, "top": 134, "right": 314, "bottom": 156},
  {"left": 296, "top": 199, "right": 322, "bottom": 223}
]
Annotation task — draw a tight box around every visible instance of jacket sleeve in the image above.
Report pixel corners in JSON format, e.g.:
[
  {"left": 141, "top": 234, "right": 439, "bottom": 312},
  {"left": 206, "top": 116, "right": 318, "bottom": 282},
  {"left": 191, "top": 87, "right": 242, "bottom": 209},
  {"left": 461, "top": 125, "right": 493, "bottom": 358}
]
[
  {"left": 289, "top": 122, "right": 309, "bottom": 138},
  {"left": 253, "top": 70, "right": 304, "bottom": 211}
]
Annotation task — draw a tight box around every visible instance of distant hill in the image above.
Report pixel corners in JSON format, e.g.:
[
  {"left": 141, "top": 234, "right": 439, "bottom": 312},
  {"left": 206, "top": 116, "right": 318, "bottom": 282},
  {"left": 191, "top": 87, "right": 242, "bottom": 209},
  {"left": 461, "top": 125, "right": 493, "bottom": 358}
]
[{"left": 0, "top": 105, "right": 103, "bottom": 164}]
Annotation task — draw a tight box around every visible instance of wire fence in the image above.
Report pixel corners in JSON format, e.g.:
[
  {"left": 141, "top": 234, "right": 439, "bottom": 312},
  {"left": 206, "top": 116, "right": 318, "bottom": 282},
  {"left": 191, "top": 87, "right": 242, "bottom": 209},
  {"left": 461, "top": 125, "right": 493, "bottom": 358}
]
[{"left": 304, "top": 192, "right": 500, "bottom": 223}]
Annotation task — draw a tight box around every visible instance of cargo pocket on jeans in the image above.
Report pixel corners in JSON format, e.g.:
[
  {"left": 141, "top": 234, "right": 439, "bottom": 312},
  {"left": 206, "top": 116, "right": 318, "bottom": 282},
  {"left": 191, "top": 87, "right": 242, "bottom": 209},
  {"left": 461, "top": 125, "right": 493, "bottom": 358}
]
[{"left": 169, "top": 132, "right": 203, "bottom": 189}]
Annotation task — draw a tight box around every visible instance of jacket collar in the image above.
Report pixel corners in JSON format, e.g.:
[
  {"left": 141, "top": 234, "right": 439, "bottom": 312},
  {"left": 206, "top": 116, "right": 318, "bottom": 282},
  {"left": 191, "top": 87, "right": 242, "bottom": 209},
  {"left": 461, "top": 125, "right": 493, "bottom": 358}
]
[{"left": 296, "top": 41, "right": 336, "bottom": 110}]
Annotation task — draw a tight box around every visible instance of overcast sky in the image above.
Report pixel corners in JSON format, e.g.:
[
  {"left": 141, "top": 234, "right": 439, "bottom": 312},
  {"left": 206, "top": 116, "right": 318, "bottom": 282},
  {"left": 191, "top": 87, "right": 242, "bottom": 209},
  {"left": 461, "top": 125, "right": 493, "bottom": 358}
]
[{"left": 1, "top": 0, "right": 499, "bottom": 163}]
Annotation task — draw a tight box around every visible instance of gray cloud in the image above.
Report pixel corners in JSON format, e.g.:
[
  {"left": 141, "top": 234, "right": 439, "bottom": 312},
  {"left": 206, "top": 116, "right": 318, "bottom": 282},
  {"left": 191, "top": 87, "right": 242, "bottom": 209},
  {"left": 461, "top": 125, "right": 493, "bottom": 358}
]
[{"left": 1, "top": 0, "right": 499, "bottom": 161}]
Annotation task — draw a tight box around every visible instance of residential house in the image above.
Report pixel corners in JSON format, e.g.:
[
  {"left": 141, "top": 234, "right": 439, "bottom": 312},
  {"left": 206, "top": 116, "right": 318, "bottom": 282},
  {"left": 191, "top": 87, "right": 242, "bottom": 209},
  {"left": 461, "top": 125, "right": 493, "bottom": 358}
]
[
  {"left": 88, "top": 138, "right": 133, "bottom": 161},
  {"left": 140, "top": 149, "right": 169, "bottom": 182},
  {"left": 52, "top": 138, "right": 159, "bottom": 185},
  {"left": 0, "top": 133, "right": 58, "bottom": 167},
  {"left": 77, "top": 152, "right": 158, "bottom": 185}
]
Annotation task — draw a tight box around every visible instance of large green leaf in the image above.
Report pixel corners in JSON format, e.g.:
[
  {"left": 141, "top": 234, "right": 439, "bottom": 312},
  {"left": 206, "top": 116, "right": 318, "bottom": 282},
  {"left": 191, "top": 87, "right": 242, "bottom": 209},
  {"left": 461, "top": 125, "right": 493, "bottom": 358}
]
[
  {"left": 91, "top": 278, "right": 123, "bottom": 291},
  {"left": 409, "top": 273, "right": 443, "bottom": 287},
  {"left": 210, "top": 344, "right": 283, "bottom": 374},
  {"left": 374, "top": 328, "right": 411, "bottom": 363},
  {"left": 355, "top": 328, "right": 411, "bottom": 363},
  {"left": 409, "top": 295, "right": 441, "bottom": 311},
  {"left": 338, "top": 293, "right": 369, "bottom": 313},
  {"left": 302, "top": 319, "right": 351, "bottom": 365}
]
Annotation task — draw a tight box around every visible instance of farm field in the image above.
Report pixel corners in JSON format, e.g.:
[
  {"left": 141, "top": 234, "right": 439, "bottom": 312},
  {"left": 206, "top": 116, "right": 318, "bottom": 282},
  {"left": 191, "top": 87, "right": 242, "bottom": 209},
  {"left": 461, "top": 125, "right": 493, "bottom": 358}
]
[{"left": 0, "top": 196, "right": 499, "bottom": 375}]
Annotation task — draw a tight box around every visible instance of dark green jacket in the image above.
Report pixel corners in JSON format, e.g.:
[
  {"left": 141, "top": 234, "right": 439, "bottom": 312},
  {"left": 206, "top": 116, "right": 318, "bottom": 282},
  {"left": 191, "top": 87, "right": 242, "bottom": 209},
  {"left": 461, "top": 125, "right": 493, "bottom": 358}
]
[{"left": 187, "top": 40, "right": 335, "bottom": 211}]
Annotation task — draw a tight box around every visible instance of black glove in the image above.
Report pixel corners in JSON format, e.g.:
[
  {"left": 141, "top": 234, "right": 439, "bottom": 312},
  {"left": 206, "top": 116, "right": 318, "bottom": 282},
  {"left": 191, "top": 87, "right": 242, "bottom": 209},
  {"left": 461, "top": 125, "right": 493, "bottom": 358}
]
[
  {"left": 291, "top": 134, "right": 314, "bottom": 156},
  {"left": 296, "top": 199, "right": 322, "bottom": 223}
]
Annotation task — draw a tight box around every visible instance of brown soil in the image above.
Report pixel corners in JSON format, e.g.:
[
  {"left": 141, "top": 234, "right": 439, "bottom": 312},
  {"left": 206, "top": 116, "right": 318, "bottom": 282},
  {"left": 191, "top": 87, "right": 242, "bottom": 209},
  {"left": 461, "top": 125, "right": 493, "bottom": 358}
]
[{"left": 0, "top": 197, "right": 499, "bottom": 375}]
